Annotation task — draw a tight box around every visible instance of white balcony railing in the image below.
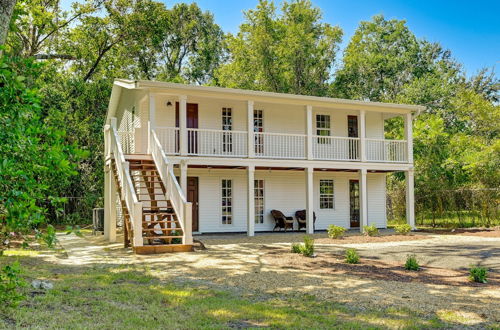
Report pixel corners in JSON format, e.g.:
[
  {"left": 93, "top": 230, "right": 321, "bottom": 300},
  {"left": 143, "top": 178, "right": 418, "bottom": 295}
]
[
  {"left": 313, "top": 136, "right": 360, "bottom": 161},
  {"left": 366, "top": 139, "right": 407, "bottom": 162},
  {"left": 254, "top": 132, "right": 306, "bottom": 159},
  {"left": 187, "top": 128, "right": 247, "bottom": 157},
  {"left": 150, "top": 127, "right": 408, "bottom": 163}
]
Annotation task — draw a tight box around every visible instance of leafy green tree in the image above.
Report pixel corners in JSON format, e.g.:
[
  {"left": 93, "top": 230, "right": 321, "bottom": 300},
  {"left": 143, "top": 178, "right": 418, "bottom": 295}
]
[{"left": 216, "top": 0, "right": 342, "bottom": 96}]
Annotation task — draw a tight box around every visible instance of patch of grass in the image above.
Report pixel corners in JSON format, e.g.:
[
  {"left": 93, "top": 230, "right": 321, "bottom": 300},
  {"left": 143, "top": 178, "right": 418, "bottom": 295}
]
[
  {"left": 345, "top": 248, "right": 360, "bottom": 264},
  {"left": 404, "top": 254, "right": 420, "bottom": 271},
  {"left": 469, "top": 266, "right": 488, "bottom": 283},
  {"left": 0, "top": 254, "right": 453, "bottom": 329}
]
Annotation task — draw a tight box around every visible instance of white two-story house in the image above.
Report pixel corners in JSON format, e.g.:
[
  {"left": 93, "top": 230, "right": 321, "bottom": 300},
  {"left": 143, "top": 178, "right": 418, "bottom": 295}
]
[{"left": 103, "top": 79, "right": 422, "bottom": 254}]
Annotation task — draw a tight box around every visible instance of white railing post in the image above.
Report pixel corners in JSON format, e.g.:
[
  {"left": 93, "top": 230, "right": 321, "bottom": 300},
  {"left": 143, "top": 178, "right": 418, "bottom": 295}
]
[
  {"left": 247, "top": 100, "right": 254, "bottom": 158},
  {"left": 360, "top": 110, "right": 366, "bottom": 162},
  {"left": 247, "top": 165, "right": 255, "bottom": 237},
  {"left": 183, "top": 202, "right": 193, "bottom": 244},
  {"left": 405, "top": 113, "right": 413, "bottom": 163},
  {"left": 306, "top": 105, "right": 313, "bottom": 160},
  {"left": 104, "top": 125, "right": 111, "bottom": 160},
  {"left": 406, "top": 169, "right": 415, "bottom": 229},
  {"left": 359, "top": 168, "right": 368, "bottom": 232},
  {"left": 179, "top": 95, "right": 188, "bottom": 155},
  {"left": 305, "top": 167, "right": 314, "bottom": 234}
]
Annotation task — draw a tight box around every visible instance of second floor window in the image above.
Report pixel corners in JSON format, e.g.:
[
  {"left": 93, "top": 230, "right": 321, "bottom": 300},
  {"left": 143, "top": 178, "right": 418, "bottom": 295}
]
[
  {"left": 221, "top": 179, "right": 233, "bottom": 224},
  {"left": 316, "top": 114, "right": 331, "bottom": 144},
  {"left": 222, "top": 108, "right": 232, "bottom": 152}
]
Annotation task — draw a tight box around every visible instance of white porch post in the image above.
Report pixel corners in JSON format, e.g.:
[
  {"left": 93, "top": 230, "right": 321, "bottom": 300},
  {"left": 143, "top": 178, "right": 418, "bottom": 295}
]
[
  {"left": 306, "top": 105, "right": 313, "bottom": 160},
  {"left": 147, "top": 93, "right": 156, "bottom": 154},
  {"left": 104, "top": 164, "right": 117, "bottom": 242},
  {"left": 359, "top": 168, "right": 368, "bottom": 232},
  {"left": 247, "top": 100, "right": 254, "bottom": 158},
  {"left": 305, "top": 167, "right": 314, "bottom": 234},
  {"left": 404, "top": 113, "right": 414, "bottom": 163},
  {"left": 360, "top": 110, "right": 367, "bottom": 162},
  {"left": 180, "top": 160, "right": 188, "bottom": 195},
  {"left": 179, "top": 95, "right": 188, "bottom": 156},
  {"left": 247, "top": 165, "right": 255, "bottom": 236},
  {"left": 406, "top": 169, "right": 415, "bottom": 229}
]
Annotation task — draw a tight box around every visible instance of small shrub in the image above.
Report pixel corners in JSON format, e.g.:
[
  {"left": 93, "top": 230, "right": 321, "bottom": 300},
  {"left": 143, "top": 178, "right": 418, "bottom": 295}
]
[
  {"left": 170, "top": 230, "right": 182, "bottom": 244},
  {"left": 327, "top": 225, "right": 346, "bottom": 239},
  {"left": 469, "top": 266, "right": 488, "bottom": 283},
  {"left": 404, "top": 254, "right": 420, "bottom": 271},
  {"left": 363, "top": 225, "right": 379, "bottom": 236},
  {"left": 0, "top": 262, "right": 25, "bottom": 308},
  {"left": 301, "top": 236, "right": 315, "bottom": 257},
  {"left": 291, "top": 243, "right": 302, "bottom": 254},
  {"left": 345, "top": 248, "right": 360, "bottom": 264},
  {"left": 394, "top": 224, "right": 412, "bottom": 235}
]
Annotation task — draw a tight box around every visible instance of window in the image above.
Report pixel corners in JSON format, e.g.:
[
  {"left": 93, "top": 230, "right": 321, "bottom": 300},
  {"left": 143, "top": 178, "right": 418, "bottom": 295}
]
[
  {"left": 254, "top": 110, "right": 264, "bottom": 154},
  {"left": 254, "top": 180, "right": 264, "bottom": 224},
  {"left": 319, "top": 180, "right": 334, "bottom": 209},
  {"left": 316, "top": 114, "right": 331, "bottom": 144},
  {"left": 222, "top": 108, "right": 232, "bottom": 152},
  {"left": 221, "top": 179, "right": 233, "bottom": 224}
]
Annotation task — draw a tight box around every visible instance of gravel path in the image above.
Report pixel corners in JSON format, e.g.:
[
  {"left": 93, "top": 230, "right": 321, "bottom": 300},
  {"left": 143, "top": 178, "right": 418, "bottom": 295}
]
[{"left": 55, "top": 232, "right": 500, "bottom": 327}]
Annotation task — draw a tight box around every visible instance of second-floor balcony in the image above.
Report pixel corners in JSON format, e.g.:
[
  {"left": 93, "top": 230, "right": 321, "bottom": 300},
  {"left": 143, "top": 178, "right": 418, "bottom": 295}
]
[{"left": 153, "top": 126, "right": 408, "bottom": 163}]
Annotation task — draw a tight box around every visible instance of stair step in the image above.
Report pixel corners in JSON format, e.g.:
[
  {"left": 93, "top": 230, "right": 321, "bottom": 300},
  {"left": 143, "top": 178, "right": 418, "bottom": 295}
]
[
  {"left": 143, "top": 228, "right": 182, "bottom": 232},
  {"left": 143, "top": 235, "right": 183, "bottom": 239},
  {"left": 131, "top": 174, "right": 160, "bottom": 177},
  {"left": 143, "top": 212, "right": 175, "bottom": 215},
  {"left": 143, "top": 220, "right": 178, "bottom": 224}
]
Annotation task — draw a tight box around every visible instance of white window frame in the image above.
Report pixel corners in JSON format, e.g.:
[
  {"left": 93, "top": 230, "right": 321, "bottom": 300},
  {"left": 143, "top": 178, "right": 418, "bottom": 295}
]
[
  {"left": 222, "top": 107, "right": 232, "bottom": 153},
  {"left": 319, "top": 179, "right": 335, "bottom": 209},
  {"left": 254, "top": 109, "right": 264, "bottom": 154},
  {"left": 221, "top": 179, "right": 233, "bottom": 225},
  {"left": 316, "top": 114, "right": 331, "bottom": 144},
  {"left": 254, "top": 179, "right": 265, "bottom": 224}
]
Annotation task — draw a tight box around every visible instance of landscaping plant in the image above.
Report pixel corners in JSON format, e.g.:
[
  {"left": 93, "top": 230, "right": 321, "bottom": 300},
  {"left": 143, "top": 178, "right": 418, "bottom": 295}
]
[
  {"left": 394, "top": 224, "right": 412, "bottom": 235},
  {"left": 291, "top": 237, "right": 315, "bottom": 257},
  {"left": 327, "top": 225, "right": 346, "bottom": 239},
  {"left": 0, "top": 261, "right": 25, "bottom": 308},
  {"left": 469, "top": 266, "right": 488, "bottom": 283},
  {"left": 345, "top": 248, "right": 360, "bottom": 264},
  {"left": 291, "top": 243, "right": 302, "bottom": 254},
  {"left": 363, "top": 225, "right": 379, "bottom": 236},
  {"left": 404, "top": 254, "right": 420, "bottom": 271}
]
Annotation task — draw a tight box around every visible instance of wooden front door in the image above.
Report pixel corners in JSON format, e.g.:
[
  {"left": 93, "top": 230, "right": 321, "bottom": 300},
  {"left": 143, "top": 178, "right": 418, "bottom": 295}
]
[
  {"left": 176, "top": 103, "right": 199, "bottom": 153},
  {"left": 347, "top": 115, "right": 359, "bottom": 160},
  {"left": 187, "top": 177, "right": 199, "bottom": 232},
  {"left": 349, "top": 179, "right": 360, "bottom": 228}
]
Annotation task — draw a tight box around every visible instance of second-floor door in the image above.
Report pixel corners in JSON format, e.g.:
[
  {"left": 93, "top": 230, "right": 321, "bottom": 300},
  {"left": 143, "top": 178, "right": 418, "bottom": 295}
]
[
  {"left": 347, "top": 115, "right": 359, "bottom": 160},
  {"left": 176, "top": 103, "right": 199, "bottom": 154}
]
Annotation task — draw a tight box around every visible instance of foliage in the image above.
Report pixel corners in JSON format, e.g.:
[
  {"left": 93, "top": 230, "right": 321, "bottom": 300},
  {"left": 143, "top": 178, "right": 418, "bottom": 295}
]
[
  {"left": 404, "top": 254, "right": 420, "bottom": 271},
  {"left": 0, "top": 261, "right": 25, "bottom": 308},
  {"left": 170, "top": 230, "right": 182, "bottom": 244},
  {"left": 216, "top": 0, "right": 342, "bottom": 95},
  {"left": 327, "top": 225, "right": 346, "bottom": 239},
  {"left": 0, "top": 55, "right": 79, "bottom": 247},
  {"left": 363, "top": 225, "right": 379, "bottom": 236},
  {"left": 345, "top": 248, "right": 360, "bottom": 264},
  {"left": 394, "top": 224, "right": 412, "bottom": 235},
  {"left": 469, "top": 266, "right": 488, "bottom": 283},
  {"left": 291, "top": 236, "right": 315, "bottom": 257},
  {"left": 291, "top": 243, "right": 302, "bottom": 254}
]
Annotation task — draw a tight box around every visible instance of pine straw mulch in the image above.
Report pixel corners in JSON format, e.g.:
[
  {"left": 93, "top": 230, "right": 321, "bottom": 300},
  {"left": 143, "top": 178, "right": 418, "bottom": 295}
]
[
  {"left": 262, "top": 246, "right": 500, "bottom": 287},
  {"left": 314, "top": 234, "right": 430, "bottom": 245}
]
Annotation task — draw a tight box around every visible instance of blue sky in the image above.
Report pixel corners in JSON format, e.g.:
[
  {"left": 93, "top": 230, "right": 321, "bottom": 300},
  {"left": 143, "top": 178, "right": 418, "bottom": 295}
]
[{"left": 63, "top": 0, "right": 500, "bottom": 78}]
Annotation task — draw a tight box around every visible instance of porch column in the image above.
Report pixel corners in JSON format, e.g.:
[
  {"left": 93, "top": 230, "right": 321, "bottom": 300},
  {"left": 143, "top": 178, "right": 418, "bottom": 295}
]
[
  {"left": 180, "top": 160, "right": 188, "bottom": 195},
  {"left": 247, "top": 165, "right": 255, "bottom": 236},
  {"left": 404, "top": 113, "right": 414, "bottom": 163},
  {"left": 359, "top": 168, "right": 368, "bottom": 232},
  {"left": 247, "top": 100, "right": 254, "bottom": 158},
  {"left": 305, "top": 167, "right": 314, "bottom": 234},
  {"left": 406, "top": 169, "right": 415, "bottom": 229},
  {"left": 360, "top": 110, "right": 367, "bottom": 162},
  {"left": 147, "top": 93, "right": 156, "bottom": 154},
  {"left": 104, "top": 164, "right": 117, "bottom": 242},
  {"left": 306, "top": 105, "right": 313, "bottom": 160},
  {"left": 179, "top": 95, "right": 188, "bottom": 155}
]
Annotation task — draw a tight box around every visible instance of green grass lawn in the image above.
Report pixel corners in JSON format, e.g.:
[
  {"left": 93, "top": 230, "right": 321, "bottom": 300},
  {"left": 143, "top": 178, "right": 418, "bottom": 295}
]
[{"left": 0, "top": 253, "right": 452, "bottom": 329}]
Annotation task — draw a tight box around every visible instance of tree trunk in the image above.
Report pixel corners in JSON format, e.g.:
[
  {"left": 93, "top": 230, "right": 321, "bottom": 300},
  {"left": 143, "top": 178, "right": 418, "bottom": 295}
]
[{"left": 0, "top": 0, "right": 16, "bottom": 46}]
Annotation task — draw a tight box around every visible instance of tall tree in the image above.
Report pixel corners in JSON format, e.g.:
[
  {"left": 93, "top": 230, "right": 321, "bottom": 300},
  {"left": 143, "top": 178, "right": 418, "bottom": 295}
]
[
  {"left": 216, "top": 0, "right": 342, "bottom": 96},
  {"left": 0, "top": 0, "right": 16, "bottom": 46}
]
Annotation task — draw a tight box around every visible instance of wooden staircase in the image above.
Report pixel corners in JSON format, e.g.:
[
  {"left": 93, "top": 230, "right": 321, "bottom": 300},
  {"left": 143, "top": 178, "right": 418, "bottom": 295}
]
[{"left": 111, "top": 157, "right": 193, "bottom": 254}]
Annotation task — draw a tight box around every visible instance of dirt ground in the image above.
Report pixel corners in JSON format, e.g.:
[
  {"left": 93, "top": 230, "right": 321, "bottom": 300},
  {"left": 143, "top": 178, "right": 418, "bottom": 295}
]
[{"left": 51, "top": 230, "right": 500, "bottom": 327}]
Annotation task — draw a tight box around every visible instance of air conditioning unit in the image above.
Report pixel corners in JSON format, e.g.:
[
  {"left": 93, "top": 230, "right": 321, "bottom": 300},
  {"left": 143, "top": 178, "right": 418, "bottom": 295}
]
[{"left": 92, "top": 208, "right": 105, "bottom": 235}]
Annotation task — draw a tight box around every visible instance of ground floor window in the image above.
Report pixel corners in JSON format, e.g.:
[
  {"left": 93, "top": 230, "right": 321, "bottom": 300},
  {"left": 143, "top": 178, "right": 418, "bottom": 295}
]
[
  {"left": 319, "top": 179, "right": 334, "bottom": 209},
  {"left": 254, "top": 179, "right": 264, "bottom": 224},
  {"left": 221, "top": 179, "right": 232, "bottom": 224}
]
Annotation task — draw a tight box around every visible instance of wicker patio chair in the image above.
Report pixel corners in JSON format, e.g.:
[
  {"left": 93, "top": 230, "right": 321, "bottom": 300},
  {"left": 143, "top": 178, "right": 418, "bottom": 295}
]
[{"left": 270, "top": 210, "right": 294, "bottom": 231}]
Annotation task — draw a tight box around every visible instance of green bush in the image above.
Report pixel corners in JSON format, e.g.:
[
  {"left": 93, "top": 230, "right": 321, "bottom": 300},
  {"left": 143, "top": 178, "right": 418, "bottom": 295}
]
[
  {"left": 345, "top": 248, "right": 360, "bottom": 264},
  {"left": 469, "top": 266, "right": 488, "bottom": 283},
  {"left": 404, "top": 254, "right": 420, "bottom": 271},
  {"left": 394, "top": 224, "right": 412, "bottom": 235},
  {"left": 291, "top": 243, "right": 302, "bottom": 254},
  {"left": 363, "top": 225, "right": 379, "bottom": 236},
  {"left": 170, "top": 230, "right": 182, "bottom": 244},
  {"left": 301, "top": 236, "right": 315, "bottom": 257},
  {"left": 0, "top": 262, "right": 25, "bottom": 309},
  {"left": 327, "top": 225, "right": 346, "bottom": 239}
]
